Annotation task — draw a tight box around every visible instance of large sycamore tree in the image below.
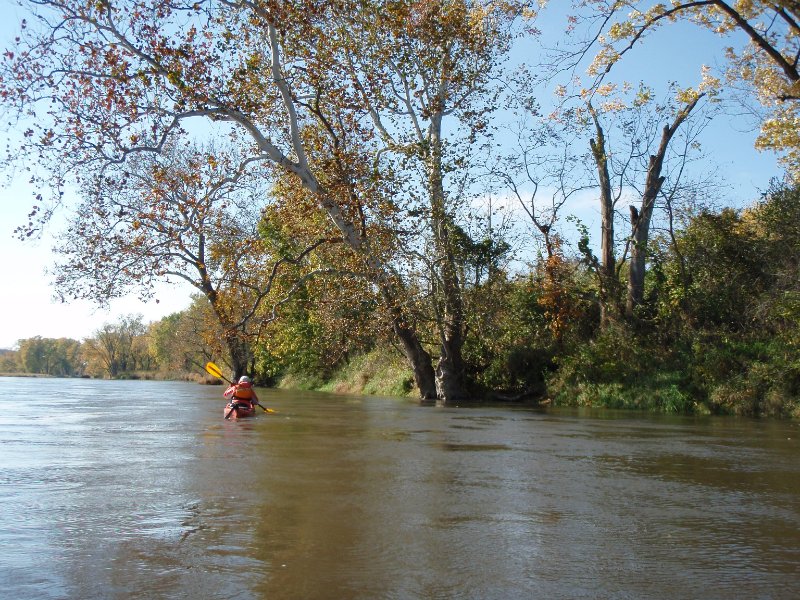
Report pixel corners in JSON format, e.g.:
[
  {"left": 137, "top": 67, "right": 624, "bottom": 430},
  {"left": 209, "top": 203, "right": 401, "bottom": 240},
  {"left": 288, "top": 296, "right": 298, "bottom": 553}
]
[
  {"left": 0, "top": 0, "right": 411, "bottom": 395},
  {"left": 0, "top": 0, "right": 538, "bottom": 401},
  {"left": 340, "top": 0, "right": 539, "bottom": 399}
]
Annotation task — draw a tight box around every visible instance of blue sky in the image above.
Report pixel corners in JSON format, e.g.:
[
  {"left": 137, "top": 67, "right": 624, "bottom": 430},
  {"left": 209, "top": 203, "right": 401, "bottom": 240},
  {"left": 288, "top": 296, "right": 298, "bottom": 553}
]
[{"left": 0, "top": 1, "right": 785, "bottom": 348}]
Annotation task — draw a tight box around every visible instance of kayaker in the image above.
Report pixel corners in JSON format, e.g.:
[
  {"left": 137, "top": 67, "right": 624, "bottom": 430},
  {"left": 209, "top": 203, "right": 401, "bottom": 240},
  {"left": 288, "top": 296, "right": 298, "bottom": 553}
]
[{"left": 223, "top": 375, "right": 260, "bottom": 413}]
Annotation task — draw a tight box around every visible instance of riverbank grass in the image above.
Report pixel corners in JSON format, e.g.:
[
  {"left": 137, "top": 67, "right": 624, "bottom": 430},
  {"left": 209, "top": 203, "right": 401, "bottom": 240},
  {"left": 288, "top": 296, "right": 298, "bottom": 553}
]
[{"left": 278, "top": 349, "right": 415, "bottom": 397}]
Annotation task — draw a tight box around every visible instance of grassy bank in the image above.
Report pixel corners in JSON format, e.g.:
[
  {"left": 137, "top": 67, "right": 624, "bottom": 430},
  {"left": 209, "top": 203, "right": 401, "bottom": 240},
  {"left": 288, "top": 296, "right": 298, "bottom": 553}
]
[{"left": 277, "top": 348, "right": 416, "bottom": 398}]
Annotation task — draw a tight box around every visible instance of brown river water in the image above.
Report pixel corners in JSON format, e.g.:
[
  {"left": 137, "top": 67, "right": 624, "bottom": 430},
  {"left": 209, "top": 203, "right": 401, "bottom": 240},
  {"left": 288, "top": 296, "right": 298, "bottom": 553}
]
[{"left": 1, "top": 377, "right": 799, "bottom": 599}]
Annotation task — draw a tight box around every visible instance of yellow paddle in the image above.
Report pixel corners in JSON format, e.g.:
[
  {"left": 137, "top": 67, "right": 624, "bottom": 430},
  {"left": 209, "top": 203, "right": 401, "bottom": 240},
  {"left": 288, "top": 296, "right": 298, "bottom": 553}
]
[
  {"left": 204, "top": 361, "right": 276, "bottom": 414},
  {"left": 205, "top": 361, "right": 242, "bottom": 419}
]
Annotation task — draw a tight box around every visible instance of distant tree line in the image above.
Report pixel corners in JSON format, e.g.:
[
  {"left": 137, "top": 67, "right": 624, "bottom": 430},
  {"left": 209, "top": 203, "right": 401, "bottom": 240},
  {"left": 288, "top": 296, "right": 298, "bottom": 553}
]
[{"left": 0, "top": 306, "right": 216, "bottom": 379}]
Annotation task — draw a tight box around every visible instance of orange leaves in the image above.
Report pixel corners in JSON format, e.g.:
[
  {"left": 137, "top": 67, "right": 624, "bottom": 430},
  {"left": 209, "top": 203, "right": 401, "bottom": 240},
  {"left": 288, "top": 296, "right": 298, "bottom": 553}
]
[
  {"left": 39, "top": 129, "right": 55, "bottom": 146},
  {"left": 536, "top": 238, "right": 581, "bottom": 340}
]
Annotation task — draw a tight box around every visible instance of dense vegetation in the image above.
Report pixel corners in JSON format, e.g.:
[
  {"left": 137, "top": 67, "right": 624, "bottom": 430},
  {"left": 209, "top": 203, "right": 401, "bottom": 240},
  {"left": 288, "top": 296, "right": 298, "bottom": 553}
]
[
  {"left": 3, "top": 183, "right": 798, "bottom": 417},
  {"left": 1, "top": 1, "right": 798, "bottom": 415}
]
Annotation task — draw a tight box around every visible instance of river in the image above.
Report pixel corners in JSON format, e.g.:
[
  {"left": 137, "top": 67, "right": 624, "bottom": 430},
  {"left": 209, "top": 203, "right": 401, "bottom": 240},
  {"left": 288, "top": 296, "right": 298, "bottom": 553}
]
[{"left": 1, "top": 377, "right": 798, "bottom": 599}]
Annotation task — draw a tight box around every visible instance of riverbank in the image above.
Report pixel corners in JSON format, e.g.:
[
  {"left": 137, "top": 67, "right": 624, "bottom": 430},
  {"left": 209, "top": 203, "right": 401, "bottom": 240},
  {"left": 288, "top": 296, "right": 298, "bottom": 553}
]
[
  {"left": 274, "top": 344, "right": 800, "bottom": 418},
  {"left": 0, "top": 372, "right": 55, "bottom": 378},
  {"left": 276, "top": 349, "right": 416, "bottom": 398},
  {"left": 0, "top": 371, "right": 221, "bottom": 384},
  {"left": 5, "top": 351, "right": 798, "bottom": 418}
]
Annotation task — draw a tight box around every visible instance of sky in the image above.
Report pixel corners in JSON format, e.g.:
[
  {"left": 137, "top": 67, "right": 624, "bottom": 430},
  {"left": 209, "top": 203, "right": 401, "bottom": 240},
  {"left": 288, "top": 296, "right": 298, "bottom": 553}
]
[
  {"left": 0, "top": 2, "right": 196, "bottom": 350},
  {"left": 0, "top": 176, "right": 197, "bottom": 348},
  {"left": 0, "top": 1, "right": 786, "bottom": 349}
]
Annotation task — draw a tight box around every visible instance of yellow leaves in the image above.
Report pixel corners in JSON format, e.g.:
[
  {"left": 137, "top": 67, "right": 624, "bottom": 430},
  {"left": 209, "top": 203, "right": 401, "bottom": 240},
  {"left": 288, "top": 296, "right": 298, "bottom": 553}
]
[
  {"left": 468, "top": 4, "right": 491, "bottom": 33},
  {"left": 753, "top": 66, "right": 790, "bottom": 105},
  {"left": 589, "top": 1, "right": 800, "bottom": 181},
  {"left": 578, "top": 81, "right": 640, "bottom": 114},
  {"left": 596, "top": 82, "right": 617, "bottom": 96},
  {"left": 245, "top": 53, "right": 262, "bottom": 72},
  {"left": 697, "top": 65, "right": 721, "bottom": 96},
  {"left": 166, "top": 71, "right": 183, "bottom": 87},
  {"left": 733, "top": 0, "right": 757, "bottom": 19},
  {"left": 755, "top": 110, "right": 800, "bottom": 179},
  {"left": 675, "top": 86, "right": 699, "bottom": 104},
  {"left": 671, "top": 67, "right": 718, "bottom": 105},
  {"left": 599, "top": 98, "right": 626, "bottom": 112},
  {"left": 631, "top": 0, "right": 675, "bottom": 23},
  {"left": 587, "top": 46, "right": 620, "bottom": 76},
  {"left": 633, "top": 85, "right": 652, "bottom": 107},
  {"left": 608, "top": 20, "right": 635, "bottom": 40}
]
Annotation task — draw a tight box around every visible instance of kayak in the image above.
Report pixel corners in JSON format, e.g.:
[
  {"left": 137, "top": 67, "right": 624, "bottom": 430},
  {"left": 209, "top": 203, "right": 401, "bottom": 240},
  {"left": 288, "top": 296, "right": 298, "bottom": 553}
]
[{"left": 224, "top": 402, "right": 257, "bottom": 419}]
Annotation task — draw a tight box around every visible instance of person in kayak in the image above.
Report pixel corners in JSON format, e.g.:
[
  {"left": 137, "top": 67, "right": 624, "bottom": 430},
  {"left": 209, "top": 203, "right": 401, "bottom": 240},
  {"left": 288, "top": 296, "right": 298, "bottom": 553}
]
[{"left": 223, "top": 376, "right": 260, "bottom": 414}]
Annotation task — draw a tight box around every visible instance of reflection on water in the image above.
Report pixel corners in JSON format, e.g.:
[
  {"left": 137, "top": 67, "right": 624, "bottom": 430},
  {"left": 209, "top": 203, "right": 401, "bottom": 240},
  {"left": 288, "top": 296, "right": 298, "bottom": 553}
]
[{"left": 1, "top": 377, "right": 799, "bottom": 599}]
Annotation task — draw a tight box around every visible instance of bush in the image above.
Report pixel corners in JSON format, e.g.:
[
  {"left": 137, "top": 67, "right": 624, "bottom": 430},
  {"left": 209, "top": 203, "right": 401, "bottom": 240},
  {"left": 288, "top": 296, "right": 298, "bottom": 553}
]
[
  {"left": 546, "top": 323, "right": 699, "bottom": 413},
  {"left": 682, "top": 330, "right": 799, "bottom": 416},
  {"left": 705, "top": 361, "right": 800, "bottom": 417}
]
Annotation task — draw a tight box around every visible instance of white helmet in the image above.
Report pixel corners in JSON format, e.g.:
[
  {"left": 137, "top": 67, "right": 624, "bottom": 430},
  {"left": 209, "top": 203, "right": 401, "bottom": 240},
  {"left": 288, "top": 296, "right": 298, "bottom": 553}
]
[{"left": 238, "top": 376, "right": 251, "bottom": 384}]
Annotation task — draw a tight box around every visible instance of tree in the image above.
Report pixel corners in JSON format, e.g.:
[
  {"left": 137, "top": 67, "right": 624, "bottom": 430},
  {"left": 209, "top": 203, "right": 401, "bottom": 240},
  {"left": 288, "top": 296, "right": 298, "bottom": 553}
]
[
  {"left": 574, "top": 81, "right": 715, "bottom": 321},
  {"left": 16, "top": 336, "right": 83, "bottom": 376},
  {"left": 148, "top": 298, "right": 229, "bottom": 375},
  {"left": 0, "top": 0, "right": 542, "bottom": 401},
  {"left": 0, "top": 0, "right": 442, "bottom": 397},
  {"left": 18, "top": 337, "right": 49, "bottom": 374},
  {"left": 584, "top": 0, "right": 800, "bottom": 177},
  {"left": 624, "top": 91, "right": 705, "bottom": 316},
  {"left": 488, "top": 92, "right": 597, "bottom": 340},
  {"left": 497, "top": 126, "right": 584, "bottom": 262},
  {"left": 665, "top": 182, "right": 800, "bottom": 334},
  {"left": 588, "top": 100, "right": 622, "bottom": 326},
  {"left": 148, "top": 313, "right": 185, "bottom": 372},
  {"left": 339, "top": 0, "right": 538, "bottom": 400},
  {"left": 749, "top": 182, "right": 800, "bottom": 332},
  {"left": 82, "top": 314, "right": 146, "bottom": 377},
  {"left": 0, "top": 349, "right": 20, "bottom": 373},
  {"left": 644, "top": 185, "right": 800, "bottom": 415},
  {"left": 51, "top": 141, "right": 336, "bottom": 379}
]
